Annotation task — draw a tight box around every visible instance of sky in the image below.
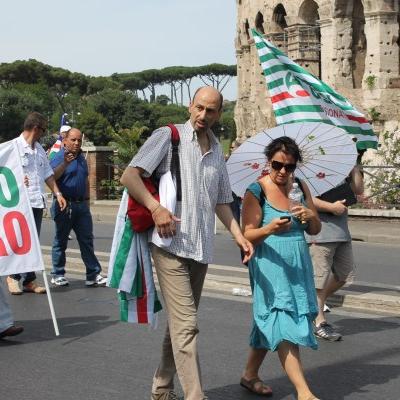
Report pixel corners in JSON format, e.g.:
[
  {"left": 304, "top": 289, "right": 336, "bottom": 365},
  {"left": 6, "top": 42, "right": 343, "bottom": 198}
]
[{"left": 0, "top": 0, "right": 238, "bottom": 101}]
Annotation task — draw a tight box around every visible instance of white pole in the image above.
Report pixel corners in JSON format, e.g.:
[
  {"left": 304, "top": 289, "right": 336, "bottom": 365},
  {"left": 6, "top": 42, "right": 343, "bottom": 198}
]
[{"left": 42, "top": 271, "right": 60, "bottom": 336}]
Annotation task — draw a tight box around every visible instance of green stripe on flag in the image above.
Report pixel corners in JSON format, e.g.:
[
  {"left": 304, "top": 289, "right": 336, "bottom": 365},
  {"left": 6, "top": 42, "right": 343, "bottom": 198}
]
[
  {"left": 109, "top": 219, "right": 134, "bottom": 289},
  {"left": 263, "top": 63, "right": 314, "bottom": 78},
  {"left": 119, "top": 292, "right": 129, "bottom": 322},
  {"left": 131, "top": 252, "right": 143, "bottom": 297},
  {"left": 268, "top": 78, "right": 284, "bottom": 90},
  {"left": 259, "top": 53, "right": 277, "bottom": 63},
  {"left": 154, "top": 291, "right": 162, "bottom": 313},
  {"left": 354, "top": 140, "right": 378, "bottom": 150},
  {"left": 337, "top": 125, "right": 376, "bottom": 136},
  {"left": 254, "top": 36, "right": 286, "bottom": 57},
  {"left": 275, "top": 105, "right": 323, "bottom": 116}
]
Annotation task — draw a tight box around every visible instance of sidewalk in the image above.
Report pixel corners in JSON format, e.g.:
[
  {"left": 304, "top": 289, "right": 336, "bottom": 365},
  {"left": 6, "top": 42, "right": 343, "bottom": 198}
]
[{"left": 86, "top": 200, "right": 400, "bottom": 245}]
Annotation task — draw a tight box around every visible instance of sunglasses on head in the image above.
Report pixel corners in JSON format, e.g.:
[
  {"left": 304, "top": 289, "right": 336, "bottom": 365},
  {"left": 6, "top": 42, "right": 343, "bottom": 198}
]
[{"left": 270, "top": 160, "right": 297, "bottom": 173}]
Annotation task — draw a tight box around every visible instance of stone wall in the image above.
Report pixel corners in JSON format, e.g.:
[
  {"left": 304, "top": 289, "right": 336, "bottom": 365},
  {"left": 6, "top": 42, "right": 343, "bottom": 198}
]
[
  {"left": 235, "top": 0, "right": 400, "bottom": 146},
  {"left": 82, "top": 146, "right": 114, "bottom": 200}
]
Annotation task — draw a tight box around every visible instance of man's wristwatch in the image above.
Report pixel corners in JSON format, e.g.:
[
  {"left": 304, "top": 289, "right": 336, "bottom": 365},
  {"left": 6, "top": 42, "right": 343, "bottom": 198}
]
[{"left": 55, "top": 192, "right": 62, "bottom": 197}]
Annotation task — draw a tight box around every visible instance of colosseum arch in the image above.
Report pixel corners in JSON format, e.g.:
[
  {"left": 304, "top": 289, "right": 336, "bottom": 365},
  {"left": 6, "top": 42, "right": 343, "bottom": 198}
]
[
  {"left": 299, "top": 0, "right": 320, "bottom": 24},
  {"left": 352, "top": 0, "right": 366, "bottom": 88},
  {"left": 285, "top": 0, "right": 322, "bottom": 77},
  {"left": 244, "top": 18, "right": 250, "bottom": 42},
  {"left": 269, "top": 4, "right": 288, "bottom": 50},
  {"left": 272, "top": 4, "right": 288, "bottom": 31},
  {"left": 333, "top": 0, "right": 354, "bottom": 17},
  {"left": 255, "top": 11, "right": 265, "bottom": 34}
]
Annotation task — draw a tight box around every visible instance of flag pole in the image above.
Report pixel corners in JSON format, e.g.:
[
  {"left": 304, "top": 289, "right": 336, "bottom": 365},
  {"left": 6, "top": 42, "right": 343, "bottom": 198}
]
[{"left": 42, "top": 271, "right": 60, "bottom": 336}]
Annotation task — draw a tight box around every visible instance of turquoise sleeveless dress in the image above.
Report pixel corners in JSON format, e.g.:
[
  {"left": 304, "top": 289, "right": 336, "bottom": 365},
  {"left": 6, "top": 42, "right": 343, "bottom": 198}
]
[{"left": 247, "top": 182, "right": 318, "bottom": 351}]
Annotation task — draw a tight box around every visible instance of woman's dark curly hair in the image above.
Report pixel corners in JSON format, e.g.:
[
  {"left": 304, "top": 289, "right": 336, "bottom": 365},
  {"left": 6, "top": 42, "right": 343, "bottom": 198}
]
[{"left": 264, "top": 136, "right": 302, "bottom": 163}]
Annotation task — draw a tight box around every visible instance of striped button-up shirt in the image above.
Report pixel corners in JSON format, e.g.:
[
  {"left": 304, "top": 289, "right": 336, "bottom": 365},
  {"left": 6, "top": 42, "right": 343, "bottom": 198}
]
[
  {"left": 129, "top": 120, "right": 233, "bottom": 264},
  {"left": 14, "top": 134, "right": 54, "bottom": 209}
]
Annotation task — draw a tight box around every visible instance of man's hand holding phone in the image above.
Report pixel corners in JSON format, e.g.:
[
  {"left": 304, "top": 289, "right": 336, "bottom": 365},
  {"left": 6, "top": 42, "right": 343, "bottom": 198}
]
[{"left": 63, "top": 148, "right": 76, "bottom": 164}]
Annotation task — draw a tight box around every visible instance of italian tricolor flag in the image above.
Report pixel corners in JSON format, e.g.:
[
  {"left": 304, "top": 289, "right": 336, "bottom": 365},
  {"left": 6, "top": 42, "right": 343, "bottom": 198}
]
[
  {"left": 252, "top": 29, "right": 378, "bottom": 150},
  {"left": 48, "top": 135, "right": 62, "bottom": 160},
  {"left": 107, "top": 191, "right": 162, "bottom": 327}
]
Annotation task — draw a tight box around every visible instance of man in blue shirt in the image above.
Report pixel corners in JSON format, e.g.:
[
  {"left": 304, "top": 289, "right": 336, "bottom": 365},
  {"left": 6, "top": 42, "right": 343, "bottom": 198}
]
[{"left": 50, "top": 128, "right": 106, "bottom": 287}]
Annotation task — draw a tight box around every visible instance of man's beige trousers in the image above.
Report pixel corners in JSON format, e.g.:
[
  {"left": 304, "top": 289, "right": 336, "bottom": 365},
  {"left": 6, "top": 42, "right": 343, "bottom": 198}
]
[{"left": 151, "top": 245, "right": 208, "bottom": 400}]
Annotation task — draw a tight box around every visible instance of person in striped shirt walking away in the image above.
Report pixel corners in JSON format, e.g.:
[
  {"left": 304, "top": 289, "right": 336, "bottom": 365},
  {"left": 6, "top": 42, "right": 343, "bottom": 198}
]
[{"left": 121, "top": 86, "right": 253, "bottom": 400}]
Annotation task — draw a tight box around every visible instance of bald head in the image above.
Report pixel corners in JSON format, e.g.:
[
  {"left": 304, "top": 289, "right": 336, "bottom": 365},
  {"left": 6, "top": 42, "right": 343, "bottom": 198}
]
[
  {"left": 65, "top": 127, "right": 81, "bottom": 138},
  {"left": 189, "top": 86, "right": 223, "bottom": 133},
  {"left": 63, "top": 128, "right": 83, "bottom": 155},
  {"left": 192, "top": 86, "right": 223, "bottom": 111}
]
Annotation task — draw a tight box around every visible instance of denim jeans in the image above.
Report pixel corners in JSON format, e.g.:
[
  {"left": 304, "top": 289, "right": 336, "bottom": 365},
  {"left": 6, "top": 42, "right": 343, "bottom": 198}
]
[
  {"left": 10, "top": 207, "right": 43, "bottom": 284},
  {"left": 51, "top": 200, "right": 101, "bottom": 280},
  {"left": 0, "top": 278, "right": 14, "bottom": 332}
]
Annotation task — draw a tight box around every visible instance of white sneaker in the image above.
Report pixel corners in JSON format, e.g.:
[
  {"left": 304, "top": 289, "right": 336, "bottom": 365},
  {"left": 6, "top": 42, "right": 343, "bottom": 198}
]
[
  {"left": 85, "top": 274, "right": 107, "bottom": 287},
  {"left": 51, "top": 276, "right": 69, "bottom": 286}
]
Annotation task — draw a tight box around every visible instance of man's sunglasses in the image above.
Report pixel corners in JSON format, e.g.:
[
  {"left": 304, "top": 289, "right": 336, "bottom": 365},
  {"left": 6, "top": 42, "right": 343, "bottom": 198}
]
[{"left": 270, "top": 160, "right": 297, "bottom": 173}]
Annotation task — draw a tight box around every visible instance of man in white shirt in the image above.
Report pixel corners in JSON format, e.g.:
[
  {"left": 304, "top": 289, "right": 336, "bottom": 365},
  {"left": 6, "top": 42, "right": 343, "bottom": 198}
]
[{"left": 6, "top": 112, "right": 66, "bottom": 295}]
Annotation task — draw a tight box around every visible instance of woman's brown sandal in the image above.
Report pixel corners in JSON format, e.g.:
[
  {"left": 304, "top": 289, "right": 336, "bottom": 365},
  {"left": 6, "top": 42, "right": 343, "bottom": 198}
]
[{"left": 240, "top": 377, "right": 273, "bottom": 397}]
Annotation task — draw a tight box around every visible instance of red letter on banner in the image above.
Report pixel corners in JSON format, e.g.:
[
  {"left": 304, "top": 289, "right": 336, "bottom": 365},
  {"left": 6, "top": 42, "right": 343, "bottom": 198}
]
[
  {"left": 3, "top": 212, "right": 31, "bottom": 255},
  {"left": 0, "top": 237, "right": 8, "bottom": 256}
]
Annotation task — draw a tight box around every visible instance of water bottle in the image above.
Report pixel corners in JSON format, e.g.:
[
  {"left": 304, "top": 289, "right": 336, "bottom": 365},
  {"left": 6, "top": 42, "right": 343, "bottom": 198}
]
[
  {"left": 288, "top": 182, "right": 303, "bottom": 213},
  {"left": 232, "top": 287, "right": 252, "bottom": 297}
]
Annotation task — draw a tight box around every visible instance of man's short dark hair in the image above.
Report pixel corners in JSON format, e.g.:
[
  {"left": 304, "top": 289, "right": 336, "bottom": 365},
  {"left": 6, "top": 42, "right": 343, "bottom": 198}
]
[
  {"left": 192, "top": 86, "right": 224, "bottom": 110},
  {"left": 23, "top": 112, "right": 47, "bottom": 131}
]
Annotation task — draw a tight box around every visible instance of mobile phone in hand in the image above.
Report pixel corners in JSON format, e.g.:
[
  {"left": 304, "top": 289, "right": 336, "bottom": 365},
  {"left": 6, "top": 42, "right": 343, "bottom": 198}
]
[{"left": 280, "top": 216, "right": 291, "bottom": 222}]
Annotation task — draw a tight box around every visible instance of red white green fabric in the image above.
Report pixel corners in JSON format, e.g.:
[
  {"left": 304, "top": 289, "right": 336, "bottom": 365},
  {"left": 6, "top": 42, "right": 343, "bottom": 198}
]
[
  {"left": 252, "top": 29, "right": 378, "bottom": 150},
  {"left": 107, "top": 191, "right": 162, "bottom": 327},
  {"left": 48, "top": 136, "right": 62, "bottom": 160}
]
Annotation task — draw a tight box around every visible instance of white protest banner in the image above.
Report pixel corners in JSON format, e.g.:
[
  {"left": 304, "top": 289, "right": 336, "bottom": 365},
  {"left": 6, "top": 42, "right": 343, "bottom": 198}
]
[{"left": 0, "top": 140, "right": 44, "bottom": 276}]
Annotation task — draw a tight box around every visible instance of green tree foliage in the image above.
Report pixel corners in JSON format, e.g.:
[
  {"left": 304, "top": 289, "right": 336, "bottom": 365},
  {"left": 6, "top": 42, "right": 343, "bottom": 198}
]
[
  {"left": 0, "top": 85, "right": 48, "bottom": 142},
  {"left": 108, "top": 124, "right": 147, "bottom": 166},
  {"left": 198, "top": 64, "right": 237, "bottom": 91},
  {"left": 77, "top": 109, "right": 114, "bottom": 145},
  {"left": 0, "top": 59, "right": 237, "bottom": 145}
]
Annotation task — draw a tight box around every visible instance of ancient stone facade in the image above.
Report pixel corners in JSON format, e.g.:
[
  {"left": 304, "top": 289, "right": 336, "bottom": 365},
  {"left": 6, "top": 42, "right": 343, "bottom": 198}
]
[{"left": 235, "top": 0, "right": 400, "bottom": 143}]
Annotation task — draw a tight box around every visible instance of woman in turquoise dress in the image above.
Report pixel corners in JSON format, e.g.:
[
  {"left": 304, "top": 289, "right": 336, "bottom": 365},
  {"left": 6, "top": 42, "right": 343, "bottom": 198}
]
[{"left": 240, "top": 137, "right": 322, "bottom": 400}]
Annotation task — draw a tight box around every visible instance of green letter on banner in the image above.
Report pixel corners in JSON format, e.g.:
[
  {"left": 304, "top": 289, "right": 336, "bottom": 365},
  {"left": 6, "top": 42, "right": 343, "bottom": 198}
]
[{"left": 0, "top": 167, "right": 19, "bottom": 207}]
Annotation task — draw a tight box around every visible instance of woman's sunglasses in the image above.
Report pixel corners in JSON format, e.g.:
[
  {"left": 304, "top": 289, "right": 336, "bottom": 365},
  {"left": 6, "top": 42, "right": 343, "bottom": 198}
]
[{"left": 270, "top": 160, "right": 297, "bottom": 173}]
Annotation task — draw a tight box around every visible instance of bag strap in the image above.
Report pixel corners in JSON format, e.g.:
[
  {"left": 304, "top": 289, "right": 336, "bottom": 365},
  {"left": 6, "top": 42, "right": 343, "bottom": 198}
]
[
  {"left": 166, "top": 124, "right": 182, "bottom": 201},
  {"left": 294, "top": 177, "right": 306, "bottom": 198},
  {"left": 257, "top": 182, "right": 266, "bottom": 207}
]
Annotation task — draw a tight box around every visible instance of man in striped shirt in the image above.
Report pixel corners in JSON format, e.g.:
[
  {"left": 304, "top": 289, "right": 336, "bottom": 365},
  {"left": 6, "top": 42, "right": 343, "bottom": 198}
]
[{"left": 121, "top": 86, "right": 253, "bottom": 400}]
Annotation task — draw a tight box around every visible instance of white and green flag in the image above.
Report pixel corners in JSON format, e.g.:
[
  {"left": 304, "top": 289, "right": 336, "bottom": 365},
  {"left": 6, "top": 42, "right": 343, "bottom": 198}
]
[{"left": 252, "top": 29, "right": 378, "bottom": 150}]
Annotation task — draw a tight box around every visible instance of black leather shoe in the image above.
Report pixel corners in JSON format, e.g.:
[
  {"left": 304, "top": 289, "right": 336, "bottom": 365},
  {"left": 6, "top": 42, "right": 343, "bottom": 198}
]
[{"left": 0, "top": 325, "right": 24, "bottom": 338}]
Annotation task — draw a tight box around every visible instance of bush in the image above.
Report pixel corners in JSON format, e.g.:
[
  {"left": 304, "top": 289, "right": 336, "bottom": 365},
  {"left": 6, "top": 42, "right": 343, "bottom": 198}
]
[{"left": 365, "top": 130, "right": 400, "bottom": 207}]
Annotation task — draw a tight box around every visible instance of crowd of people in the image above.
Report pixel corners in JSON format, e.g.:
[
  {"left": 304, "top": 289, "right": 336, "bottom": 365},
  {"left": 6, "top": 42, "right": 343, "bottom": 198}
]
[
  {"left": 0, "top": 86, "right": 364, "bottom": 400},
  {"left": 0, "top": 112, "right": 107, "bottom": 338}
]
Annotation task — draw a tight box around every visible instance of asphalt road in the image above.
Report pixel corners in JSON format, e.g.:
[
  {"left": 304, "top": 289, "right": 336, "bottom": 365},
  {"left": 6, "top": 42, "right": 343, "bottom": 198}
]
[
  {"left": 40, "top": 220, "right": 400, "bottom": 286},
  {"left": 1, "top": 279, "right": 399, "bottom": 400}
]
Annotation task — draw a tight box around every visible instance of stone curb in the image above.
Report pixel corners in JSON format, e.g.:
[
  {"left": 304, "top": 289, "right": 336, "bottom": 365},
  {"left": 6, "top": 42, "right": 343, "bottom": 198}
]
[
  {"left": 53, "top": 214, "right": 400, "bottom": 244},
  {"left": 42, "top": 254, "right": 400, "bottom": 316}
]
